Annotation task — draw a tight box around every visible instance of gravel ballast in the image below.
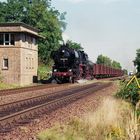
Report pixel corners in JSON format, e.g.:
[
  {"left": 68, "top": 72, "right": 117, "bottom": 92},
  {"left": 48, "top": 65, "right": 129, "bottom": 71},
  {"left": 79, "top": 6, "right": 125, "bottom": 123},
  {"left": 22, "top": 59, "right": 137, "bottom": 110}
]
[{"left": 0, "top": 81, "right": 118, "bottom": 140}]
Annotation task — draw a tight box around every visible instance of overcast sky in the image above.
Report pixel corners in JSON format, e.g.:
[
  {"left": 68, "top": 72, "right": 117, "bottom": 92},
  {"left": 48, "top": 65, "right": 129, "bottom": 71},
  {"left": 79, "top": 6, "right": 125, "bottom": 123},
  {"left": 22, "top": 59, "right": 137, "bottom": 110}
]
[
  {"left": 0, "top": 0, "right": 140, "bottom": 71},
  {"left": 51, "top": 0, "right": 140, "bottom": 71}
]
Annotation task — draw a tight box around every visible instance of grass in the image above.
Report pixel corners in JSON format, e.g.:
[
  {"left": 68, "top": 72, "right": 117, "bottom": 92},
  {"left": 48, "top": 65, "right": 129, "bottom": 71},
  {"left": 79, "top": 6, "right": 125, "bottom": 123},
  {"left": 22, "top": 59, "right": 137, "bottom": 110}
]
[
  {"left": 37, "top": 97, "right": 140, "bottom": 140},
  {"left": 0, "top": 82, "right": 20, "bottom": 90}
]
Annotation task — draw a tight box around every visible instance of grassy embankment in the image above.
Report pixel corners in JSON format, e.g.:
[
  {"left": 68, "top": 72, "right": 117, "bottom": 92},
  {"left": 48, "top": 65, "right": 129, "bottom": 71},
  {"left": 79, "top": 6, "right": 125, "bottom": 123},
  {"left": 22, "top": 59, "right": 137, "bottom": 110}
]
[
  {"left": 0, "top": 72, "right": 19, "bottom": 89},
  {"left": 0, "top": 83, "right": 20, "bottom": 90},
  {"left": 37, "top": 80, "right": 140, "bottom": 140}
]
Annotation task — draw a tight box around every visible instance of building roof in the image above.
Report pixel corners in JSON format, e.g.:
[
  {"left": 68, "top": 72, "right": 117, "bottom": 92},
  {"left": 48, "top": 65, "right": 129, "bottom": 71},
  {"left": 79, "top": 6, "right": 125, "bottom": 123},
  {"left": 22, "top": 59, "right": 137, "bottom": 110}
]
[
  {"left": 0, "top": 22, "right": 39, "bottom": 32},
  {"left": 0, "top": 22, "right": 44, "bottom": 38}
]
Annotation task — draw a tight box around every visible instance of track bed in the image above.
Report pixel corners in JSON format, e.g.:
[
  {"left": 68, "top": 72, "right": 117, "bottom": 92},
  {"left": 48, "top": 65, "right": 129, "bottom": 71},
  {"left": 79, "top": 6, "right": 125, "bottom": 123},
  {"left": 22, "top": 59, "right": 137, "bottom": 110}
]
[{"left": 0, "top": 82, "right": 112, "bottom": 133}]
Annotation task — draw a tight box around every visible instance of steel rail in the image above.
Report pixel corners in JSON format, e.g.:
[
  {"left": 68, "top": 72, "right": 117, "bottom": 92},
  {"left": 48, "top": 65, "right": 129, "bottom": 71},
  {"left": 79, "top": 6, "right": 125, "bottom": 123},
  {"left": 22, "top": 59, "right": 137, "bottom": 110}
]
[
  {"left": 0, "top": 83, "right": 101, "bottom": 117},
  {"left": 0, "top": 82, "right": 112, "bottom": 133},
  {"left": 0, "top": 84, "right": 70, "bottom": 96}
]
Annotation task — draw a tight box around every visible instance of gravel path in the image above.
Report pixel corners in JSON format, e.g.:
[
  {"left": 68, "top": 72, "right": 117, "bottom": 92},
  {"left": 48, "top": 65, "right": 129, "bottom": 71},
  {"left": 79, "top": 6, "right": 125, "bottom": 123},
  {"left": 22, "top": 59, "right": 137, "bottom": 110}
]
[{"left": 0, "top": 81, "right": 118, "bottom": 140}]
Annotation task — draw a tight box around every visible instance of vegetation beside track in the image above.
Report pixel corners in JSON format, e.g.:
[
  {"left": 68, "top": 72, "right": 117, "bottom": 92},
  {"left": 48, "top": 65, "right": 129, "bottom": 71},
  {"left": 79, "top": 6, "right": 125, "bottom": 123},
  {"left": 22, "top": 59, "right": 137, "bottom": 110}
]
[
  {"left": 38, "top": 65, "right": 52, "bottom": 80},
  {"left": 36, "top": 81, "right": 140, "bottom": 140},
  {"left": 0, "top": 82, "right": 19, "bottom": 90},
  {"left": 37, "top": 97, "right": 140, "bottom": 140},
  {"left": 116, "top": 80, "right": 140, "bottom": 106}
]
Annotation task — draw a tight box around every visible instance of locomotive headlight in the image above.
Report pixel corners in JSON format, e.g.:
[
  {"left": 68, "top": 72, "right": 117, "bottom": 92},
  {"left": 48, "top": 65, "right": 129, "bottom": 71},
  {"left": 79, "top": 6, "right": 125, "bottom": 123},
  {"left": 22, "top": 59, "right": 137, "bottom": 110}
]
[
  {"left": 69, "top": 69, "right": 72, "bottom": 72},
  {"left": 54, "top": 69, "right": 57, "bottom": 72}
]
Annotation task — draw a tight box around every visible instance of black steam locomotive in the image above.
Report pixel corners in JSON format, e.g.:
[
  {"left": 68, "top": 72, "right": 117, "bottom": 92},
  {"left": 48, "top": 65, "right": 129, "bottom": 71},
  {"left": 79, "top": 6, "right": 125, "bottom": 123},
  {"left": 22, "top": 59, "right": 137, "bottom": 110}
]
[{"left": 51, "top": 44, "right": 93, "bottom": 83}]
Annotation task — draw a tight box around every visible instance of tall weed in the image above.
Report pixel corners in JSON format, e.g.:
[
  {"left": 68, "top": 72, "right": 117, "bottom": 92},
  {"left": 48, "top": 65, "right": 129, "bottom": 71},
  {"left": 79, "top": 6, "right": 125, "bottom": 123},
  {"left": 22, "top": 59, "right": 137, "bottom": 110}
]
[
  {"left": 116, "top": 80, "right": 140, "bottom": 105},
  {"left": 37, "top": 98, "right": 140, "bottom": 140}
]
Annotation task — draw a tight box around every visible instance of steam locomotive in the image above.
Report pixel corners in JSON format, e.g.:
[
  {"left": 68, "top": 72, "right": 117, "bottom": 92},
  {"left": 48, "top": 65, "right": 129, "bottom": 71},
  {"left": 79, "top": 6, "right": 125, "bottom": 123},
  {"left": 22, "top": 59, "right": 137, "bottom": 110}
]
[{"left": 51, "top": 44, "right": 124, "bottom": 83}]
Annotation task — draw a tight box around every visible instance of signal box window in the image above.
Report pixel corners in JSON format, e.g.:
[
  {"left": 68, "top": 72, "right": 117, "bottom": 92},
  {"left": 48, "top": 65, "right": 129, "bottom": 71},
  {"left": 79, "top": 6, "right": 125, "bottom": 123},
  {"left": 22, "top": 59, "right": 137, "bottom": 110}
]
[
  {"left": 3, "top": 59, "right": 8, "bottom": 69},
  {"left": 5, "top": 33, "right": 10, "bottom": 45},
  {"left": 0, "top": 33, "right": 15, "bottom": 45}
]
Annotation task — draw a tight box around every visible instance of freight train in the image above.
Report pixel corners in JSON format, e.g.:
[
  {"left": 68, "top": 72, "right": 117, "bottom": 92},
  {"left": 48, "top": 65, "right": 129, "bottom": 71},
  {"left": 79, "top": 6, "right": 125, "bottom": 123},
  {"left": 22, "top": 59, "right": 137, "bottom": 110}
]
[{"left": 51, "top": 44, "right": 124, "bottom": 83}]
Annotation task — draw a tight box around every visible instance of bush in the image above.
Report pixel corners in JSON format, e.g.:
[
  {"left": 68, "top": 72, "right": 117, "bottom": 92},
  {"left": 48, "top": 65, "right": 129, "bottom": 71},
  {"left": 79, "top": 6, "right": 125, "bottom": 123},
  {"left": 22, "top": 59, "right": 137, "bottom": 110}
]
[
  {"left": 38, "top": 65, "right": 52, "bottom": 80},
  {"left": 116, "top": 80, "right": 140, "bottom": 106}
]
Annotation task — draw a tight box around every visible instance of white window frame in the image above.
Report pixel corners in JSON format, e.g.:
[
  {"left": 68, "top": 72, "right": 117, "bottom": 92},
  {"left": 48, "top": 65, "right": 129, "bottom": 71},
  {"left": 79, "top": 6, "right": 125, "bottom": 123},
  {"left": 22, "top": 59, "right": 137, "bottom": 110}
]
[
  {"left": 0, "top": 33, "right": 15, "bottom": 46},
  {"left": 4, "top": 33, "right": 11, "bottom": 45},
  {"left": 3, "top": 58, "right": 9, "bottom": 70}
]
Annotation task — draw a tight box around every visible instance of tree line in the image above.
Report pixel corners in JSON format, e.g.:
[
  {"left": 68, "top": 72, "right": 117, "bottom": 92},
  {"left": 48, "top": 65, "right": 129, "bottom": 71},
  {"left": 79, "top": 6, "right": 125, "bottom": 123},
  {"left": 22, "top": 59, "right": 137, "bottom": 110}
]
[{"left": 96, "top": 54, "right": 122, "bottom": 69}]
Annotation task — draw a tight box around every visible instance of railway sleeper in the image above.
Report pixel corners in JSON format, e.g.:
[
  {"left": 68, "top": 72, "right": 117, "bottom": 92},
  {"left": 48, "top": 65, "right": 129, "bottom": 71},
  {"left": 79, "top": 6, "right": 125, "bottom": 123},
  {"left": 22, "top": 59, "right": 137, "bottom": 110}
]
[{"left": 0, "top": 83, "right": 112, "bottom": 133}]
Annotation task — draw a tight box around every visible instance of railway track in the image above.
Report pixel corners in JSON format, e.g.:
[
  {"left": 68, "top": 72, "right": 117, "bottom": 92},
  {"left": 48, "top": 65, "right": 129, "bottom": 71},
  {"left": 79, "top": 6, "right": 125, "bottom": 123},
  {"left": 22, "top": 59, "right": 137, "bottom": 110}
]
[
  {"left": 0, "top": 76, "right": 125, "bottom": 97},
  {"left": 96, "top": 76, "right": 127, "bottom": 81},
  {"left": 0, "top": 83, "right": 69, "bottom": 96},
  {"left": 0, "top": 82, "right": 112, "bottom": 133}
]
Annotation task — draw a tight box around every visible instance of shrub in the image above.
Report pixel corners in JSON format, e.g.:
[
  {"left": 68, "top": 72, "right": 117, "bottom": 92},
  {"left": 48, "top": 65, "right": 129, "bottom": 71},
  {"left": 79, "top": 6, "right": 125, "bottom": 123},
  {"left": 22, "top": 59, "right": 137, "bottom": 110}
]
[
  {"left": 38, "top": 65, "right": 52, "bottom": 80},
  {"left": 116, "top": 80, "right": 140, "bottom": 105}
]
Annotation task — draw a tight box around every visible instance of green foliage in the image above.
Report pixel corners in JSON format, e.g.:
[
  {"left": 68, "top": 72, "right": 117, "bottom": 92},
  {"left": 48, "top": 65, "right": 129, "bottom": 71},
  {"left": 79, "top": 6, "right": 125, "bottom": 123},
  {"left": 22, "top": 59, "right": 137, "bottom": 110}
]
[
  {"left": 112, "top": 60, "right": 122, "bottom": 69},
  {"left": 96, "top": 54, "right": 112, "bottom": 66},
  {"left": 116, "top": 81, "right": 140, "bottom": 105},
  {"left": 67, "top": 40, "right": 83, "bottom": 50},
  {"left": 38, "top": 65, "right": 52, "bottom": 80},
  {"left": 0, "top": 82, "right": 20, "bottom": 89},
  {"left": 134, "top": 49, "right": 140, "bottom": 72},
  {"left": 96, "top": 54, "right": 122, "bottom": 69},
  {"left": 0, "top": 0, "right": 66, "bottom": 64}
]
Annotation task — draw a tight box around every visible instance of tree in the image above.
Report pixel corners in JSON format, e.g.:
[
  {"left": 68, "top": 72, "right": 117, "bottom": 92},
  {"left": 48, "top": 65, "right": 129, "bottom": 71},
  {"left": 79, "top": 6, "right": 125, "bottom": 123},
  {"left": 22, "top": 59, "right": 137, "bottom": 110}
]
[
  {"left": 134, "top": 49, "right": 140, "bottom": 72},
  {"left": 96, "top": 54, "right": 122, "bottom": 69},
  {"left": 112, "top": 60, "right": 122, "bottom": 69},
  {"left": 96, "top": 55, "right": 104, "bottom": 64},
  {"left": 0, "top": 2, "right": 6, "bottom": 22},
  {"left": 0, "top": 0, "right": 66, "bottom": 64},
  {"left": 66, "top": 40, "right": 83, "bottom": 50},
  {"left": 96, "top": 55, "right": 112, "bottom": 66}
]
